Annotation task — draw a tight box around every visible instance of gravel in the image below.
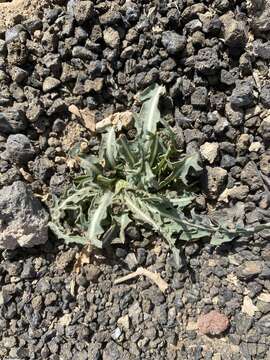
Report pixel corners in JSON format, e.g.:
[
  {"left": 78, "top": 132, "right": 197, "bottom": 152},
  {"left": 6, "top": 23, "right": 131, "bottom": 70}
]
[{"left": 1, "top": 236, "right": 270, "bottom": 359}]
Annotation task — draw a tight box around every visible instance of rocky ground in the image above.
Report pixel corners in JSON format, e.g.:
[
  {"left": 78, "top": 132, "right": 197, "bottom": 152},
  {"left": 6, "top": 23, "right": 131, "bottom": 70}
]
[{"left": 1, "top": 0, "right": 270, "bottom": 359}]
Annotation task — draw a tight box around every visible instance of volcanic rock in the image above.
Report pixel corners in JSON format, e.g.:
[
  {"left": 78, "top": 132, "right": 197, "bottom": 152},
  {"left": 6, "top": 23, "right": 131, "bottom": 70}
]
[
  {"left": 6, "top": 134, "right": 35, "bottom": 165},
  {"left": 230, "top": 81, "right": 255, "bottom": 109},
  {"left": 200, "top": 142, "right": 219, "bottom": 164},
  {"left": 0, "top": 109, "right": 27, "bottom": 134},
  {"left": 0, "top": 181, "right": 48, "bottom": 249},
  {"left": 161, "top": 31, "right": 186, "bottom": 55},
  {"left": 197, "top": 310, "right": 229, "bottom": 335},
  {"left": 204, "top": 166, "right": 228, "bottom": 200},
  {"left": 260, "top": 83, "right": 270, "bottom": 108}
]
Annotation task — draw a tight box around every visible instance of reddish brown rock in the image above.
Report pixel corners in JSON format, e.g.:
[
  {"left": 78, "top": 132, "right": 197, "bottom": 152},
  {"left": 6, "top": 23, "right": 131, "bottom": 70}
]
[{"left": 197, "top": 310, "right": 229, "bottom": 335}]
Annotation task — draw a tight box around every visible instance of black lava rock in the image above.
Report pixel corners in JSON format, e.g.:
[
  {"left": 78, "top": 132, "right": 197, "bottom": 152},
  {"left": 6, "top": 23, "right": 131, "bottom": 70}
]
[
  {"left": 260, "top": 83, "right": 270, "bottom": 108},
  {"left": 230, "top": 81, "right": 255, "bottom": 109},
  {"left": 6, "top": 134, "right": 35, "bottom": 165},
  {"left": 161, "top": 31, "right": 186, "bottom": 55},
  {"left": 0, "top": 109, "right": 27, "bottom": 134}
]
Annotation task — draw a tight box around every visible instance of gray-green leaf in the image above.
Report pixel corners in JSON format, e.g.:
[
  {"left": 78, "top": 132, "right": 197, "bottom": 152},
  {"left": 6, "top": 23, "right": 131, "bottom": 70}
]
[
  {"left": 87, "top": 191, "right": 113, "bottom": 247},
  {"left": 139, "top": 84, "right": 166, "bottom": 134},
  {"left": 210, "top": 231, "right": 236, "bottom": 245},
  {"left": 99, "top": 127, "right": 117, "bottom": 168}
]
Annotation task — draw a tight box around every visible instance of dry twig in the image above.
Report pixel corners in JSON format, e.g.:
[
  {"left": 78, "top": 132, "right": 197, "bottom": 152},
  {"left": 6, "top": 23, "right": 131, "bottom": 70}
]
[{"left": 114, "top": 267, "right": 169, "bottom": 293}]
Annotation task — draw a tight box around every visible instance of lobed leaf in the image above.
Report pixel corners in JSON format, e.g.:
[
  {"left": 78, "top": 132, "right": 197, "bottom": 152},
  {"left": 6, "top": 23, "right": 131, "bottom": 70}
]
[
  {"left": 49, "top": 221, "right": 87, "bottom": 245},
  {"left": 113, "top": 213, "right": 132, "bottom": 244},
  {"left": 78, "top": 155, "right": 102, "bottom": 179},
  {"left": 210, "top": 231, "right": 236, "bottom": 246},
  {"left": 168, "top": 192, "right": 196, "bottom": 209},
  {"left": 159, "top": 153, "right": 202, "bottom": 189}
]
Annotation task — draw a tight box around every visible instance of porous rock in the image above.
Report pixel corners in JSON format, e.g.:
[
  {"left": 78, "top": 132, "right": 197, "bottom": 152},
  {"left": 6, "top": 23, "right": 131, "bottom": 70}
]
[
  {"left": 191, "top": 87, "right": 208, "bottom": 108},
  {"left": 42, "top": 77, "right": 61, "bottom": 93},
  {"left": 197, "top": 310, "right": 229, "bottom": 335},
  {"left": 225, "top": 103, "right": 244, "bottom": 126},
  {"left": 259, "top": 118, "right": 270, "bottom": 141},
  {"left": 241, "top": 161, "right": 263, "bottom": 191},
  {"left": 260, "top": 83, "right": 270, "bottom": 108},
  {"left": 195, "top": 47, "right": 220, "bottom": 75},
  {"left": 9, "top": 66, "right": 28, "bottom": 83},
  {"left": 161, "top": 31, "right": 186, "bottom": 55},
  {"left": 221, "top": 13, "right": 248, "bottom": 56},
  {"left": 103, "top": 27, "right": 120, "bottom": 48},
  {"left": 252, "top": 9, "right": 270, "bottom": 36},
  {"left": 260, "top": 153, "right": 270, "bottom": 176},
  {"left": 31, "top": 157, "right": 55, "bottom": 182},
  {"left": 253, "top": 39, "right": 270, "bottom": 60},
  {"left": 200, "top": 142, "right": 219, "bottom": 164},
  {"left": 237, "top": 261, "right": 262, "bottom": 280},
  {"left": 0, "top": 181, "right": 49, "bottom": 249},
  {"left": 230, "top": 81, "right": 254, "bottom": 109},
  {"left": 204, "top": 166, "right": 228, "bottom": 200},
  {"left": 219, "top": 185, "right": 249, "bottom": 202},
  {"left": 73, "top": 0, "right": 94, "bottom": 24},
  {"left": 0, "top": 109, "right": 27, "bottom": 134},
  {"left": 6, "top": 134, "right": 35, "bottom": 165}
]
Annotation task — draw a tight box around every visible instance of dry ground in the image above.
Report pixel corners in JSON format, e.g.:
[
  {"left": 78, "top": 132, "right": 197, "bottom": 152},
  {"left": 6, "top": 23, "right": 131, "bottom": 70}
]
[{"left": 0, "top": 0, "right": 50, "bottom": 33}]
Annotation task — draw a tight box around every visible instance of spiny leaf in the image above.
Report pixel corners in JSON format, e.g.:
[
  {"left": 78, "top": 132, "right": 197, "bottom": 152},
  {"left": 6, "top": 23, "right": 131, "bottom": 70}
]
[
  {"left": 117, "top": 134, "right": 136, "bottom": 167},
  {"left": 180, "top": 228, "right": 211, "bottom": 241},
  {"left": 149, "top": 133, "right": 160, "bottom": 166},
  {"left": 113, "top": 213, "right": 132, "bottom": 244},
  {"left": 159, "top": 153, "right": 202, "bottom": 189},
  {"left": 95, "top": 175, "right": 116, "bottom": 188},
  {"left": 115, "top": 179, "right": 129, "bottom": 194},
  {"left": 101, "top": 224, "right": 119, "bottom": 248},
  {"left": 138, "top": 84, "right": 166, "bottom": 152},
  {"left": 124, "top": 191, "right": 161, "bottom": 232},
  {"left": 87, "top": 191, "right": 113, "bottom": 248},
  {"left": 138, "top": 84, "right": 166, "bottom": 131},
  {"left": 78, "top": 155, "right": 102, "bottom": 178},
  {"left": 210, "top": 231, "right": 236, "bottom": 246},
  {"left": 49, "top": 221, "right": 87, "bottom": 245},
  {"left": 178, "top": 153, "right": 202, "bottom": 185},
  {"left": 49, "top": 184, "right": 100, "bottom": 245},
  {"left": 54, "top": 185, "right": 98, "bottom": 213},
  {"left": 141, "top": 161, "right": 159, "bottom": 190},
  {"left": 168, "top": 192, "right": 195, "bottom": 209},
  {"left": 124, "top": 190, "right": 180, "bottom": 254}
]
